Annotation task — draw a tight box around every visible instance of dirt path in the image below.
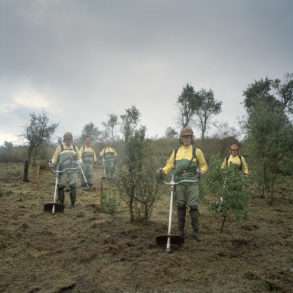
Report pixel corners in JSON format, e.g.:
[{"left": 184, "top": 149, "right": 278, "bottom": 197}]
[{"left": 0, "top": 164, "right": 293, "bottom": 292}]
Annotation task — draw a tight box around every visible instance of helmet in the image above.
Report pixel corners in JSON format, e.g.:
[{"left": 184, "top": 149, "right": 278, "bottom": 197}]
[
  {"left": 180, "top": 127, "right": 194, "bottom": 137},
  {"left": 63, "top": 132, "right": 73, "bottom": 141}
]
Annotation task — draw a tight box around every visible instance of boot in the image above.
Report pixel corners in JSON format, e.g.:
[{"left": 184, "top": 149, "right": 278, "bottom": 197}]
[
  {"left": 190, "top": 207, "right": 200, "bottom": 241},
  {"left": 57, "top": 187, "right": 65, "bottom": 205},
  {"left": 69, "top": 185, "right": 77, "bottom": 208},
  {"left": 177, "top": 207, "right": 186, "bottom": 238}
]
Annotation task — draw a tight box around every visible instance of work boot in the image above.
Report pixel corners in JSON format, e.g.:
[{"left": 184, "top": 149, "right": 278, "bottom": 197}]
[
  {"left": 177, "top": 207, "right": 186, "bottom": 238},
  {"left": 190, "top": 207, "right": 201, "bottom": 241},
  {"left": 69, "top": 185, "right": 77, "bottom": 208},
  {"left": 57, "top": 187, "right": 65, "bottom": 205}
]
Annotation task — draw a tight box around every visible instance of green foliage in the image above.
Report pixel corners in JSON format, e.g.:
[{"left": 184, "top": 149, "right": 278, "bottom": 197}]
[
  {"left": 194, "top": 89, "right": 222, "bottom": 140},
  {"left": 177, "top": 84, "right": 201, "bottom": 127},
  {"left": 25, "top": 112, "right": 58, "bottom": 148},
  {"left": 120, "top": 106, "right": 140, "bottom": 142},
  {"left": 203, "top": 157, "right": 250, "bottom": 232},
  {"left": 165, "top": 127, "right": 178, "bottom": 139},
  {"left": 102, "top": 114, "right": 118, "bottom": 141},
  {"left": 100, "top": 186, "right": 120, "bottom": 215},
  {"left": 244, "top": 75, "right": 293, "bottom": 203},
  {"left": 23, "top": 112, "right": 58, "bottom": 181},
  {"left": 81, "top": 122, "right": 101, "bottom": 143},
  {"left": 177, "top": 83, "right": 222, "bottom": 140},
  {"left": 117, "top": 106, "right": 160, "bottom": 222}
]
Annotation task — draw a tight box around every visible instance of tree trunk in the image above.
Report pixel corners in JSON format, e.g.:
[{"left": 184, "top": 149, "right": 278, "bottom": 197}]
[
  {"left": 129, "top": 186, "right": 135, "bottom": 222},
  {"left": 220, "top": 215, "right": 227, "bottom": 233},
  {"left": 23, "top": 146, "right": 33, "bottom": 182}
]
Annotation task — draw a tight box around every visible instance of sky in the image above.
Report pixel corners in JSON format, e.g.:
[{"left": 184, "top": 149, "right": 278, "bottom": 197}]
[{"left": 0, "top": 0, "right": 292, "bottom": 145}]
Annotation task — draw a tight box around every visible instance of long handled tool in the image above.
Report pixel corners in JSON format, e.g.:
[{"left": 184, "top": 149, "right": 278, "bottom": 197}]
[
  {"left": 156, "top": 175, "right": 182, "bottom": 252},
  {"left": 156, "top": 176, "right": 198, "bottom": 253},
  {"left": 78, "top": 162, "right": 90, "bottom": 189},
  {"left": 44, "top": 166, "right": 64, "bottom": 214},
  {"left": 44, "top": 165, "right": 81, "bottom": 214}
]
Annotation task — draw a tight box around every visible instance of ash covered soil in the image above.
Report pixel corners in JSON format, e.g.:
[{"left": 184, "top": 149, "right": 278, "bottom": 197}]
[{"left": 0, "top": 163, "right": 293, "bottom": 293}]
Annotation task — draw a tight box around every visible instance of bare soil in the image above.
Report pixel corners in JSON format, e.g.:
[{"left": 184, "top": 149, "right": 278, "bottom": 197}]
[{"left": 0, "top": 163, "right": 293, "bottom": 293}]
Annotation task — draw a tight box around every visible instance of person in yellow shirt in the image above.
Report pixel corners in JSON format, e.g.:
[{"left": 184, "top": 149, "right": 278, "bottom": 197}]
[
  {"left": 79, "top": 136, "right": 97, "bottom": 189},
  {"left": 221, "top": 143, "right": 249, "bottom": 175},
  {"left": 99, "top": 145, "right": 118, "bottom": 179},
  {"left": 50, "top": 132, "right": 80, "bottom": 208},
  {"left": 158, "top": 127, "right": 208, "bottom": 241}
]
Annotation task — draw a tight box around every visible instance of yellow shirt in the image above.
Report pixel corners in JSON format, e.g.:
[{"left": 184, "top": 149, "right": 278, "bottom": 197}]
[
  {"left": 51, "top": 144, "right": 80, "bottom": 165},
  {"left": 100, "top": 147, "right": 118, "bottom": 157},
  {"left": 163, "top": 145, "right": 208, "bottom": 175},
  {"left": 221, "top": 155, "right": 249, "bottom": 175},
  {"left": 80, "top": 146, "right": 97, "bottom": 162}
]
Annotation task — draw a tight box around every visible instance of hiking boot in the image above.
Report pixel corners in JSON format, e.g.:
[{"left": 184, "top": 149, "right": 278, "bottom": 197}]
[
  {"left": 69, "top": 185, "right": 76, "bottom": 207},
  {"left": 57, "top": 187, "right": 65, "bottom": 205},
  {"left": 190, "top": 207, "right": 201, "bottom": 242}
]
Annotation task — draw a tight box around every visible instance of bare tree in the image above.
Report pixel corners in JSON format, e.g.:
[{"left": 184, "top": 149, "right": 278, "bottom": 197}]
[{"left": 23, "top": 112, "right": 58, "bottom": 182}]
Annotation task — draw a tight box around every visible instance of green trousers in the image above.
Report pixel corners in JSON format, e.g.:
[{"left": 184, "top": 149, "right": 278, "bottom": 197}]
[
  {"left": 104, "top": 159, "right": 115, "bottom": 178},
  {"left": 81, "top": 163, "right": 94, "bottom": 186},
  {"left": 58, "top": 170, "right": 78, "bottom": 187},
  {"left": 175, "top": 183, "right": 200, "bottom": 209}
]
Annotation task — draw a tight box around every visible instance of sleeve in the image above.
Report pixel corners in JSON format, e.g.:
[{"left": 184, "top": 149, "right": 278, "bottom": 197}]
[
  {"left": 93, "top": 150, "right": 97, "bottom": 162},
  {"left": 196, "top": 148, "right": 208, "bottom": 174},
  {"left": 162, "top": 150, "right": 175, "bottom": 175},
  {"left": 241, "top": 156, "right": 249, "bottom": 175},
  {"left": 51, "top": 145, "right": 61, "bottom": 165},
  {"left": 99, "top": 148, "right": 105, "bottom": 157},
  {"left": 221, "top": 158, "right": 227, "bottom": 169},
  {"left": 113, "top": 148, "right": 118, "bottom": 156},
  {"left": 79, "top": 147, "right": 84, "bottom": 161}
]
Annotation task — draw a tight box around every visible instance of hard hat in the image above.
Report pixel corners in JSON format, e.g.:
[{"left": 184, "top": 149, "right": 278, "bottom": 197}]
[{"left": 180, "top": 127, "right": 194, "bottom": 137}]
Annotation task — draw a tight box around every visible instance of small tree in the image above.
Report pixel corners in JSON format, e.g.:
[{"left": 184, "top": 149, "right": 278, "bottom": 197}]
[
  {"left": 203, "top": 158, "right": 250, "bottom": 232},
  {"left": 165, "top": 127, "right": 178, "bottom": 138},
  {"left": 245, "top": 101, "right": 293, "bottom": 203},
  {"left": 103, "top": 114, "right": 118, "bottom": 141},
  {"left": 244, "top": 75, "right": 293, "bottom": 204},
  {"left": 117, "top": 106, "right": 160, "bottom": 222},
  {"left": 194, "top": 89, "right": 222, "bottom": 141},
  {"left": 23, "top": 112, "right": 58, "bottom": 182}
]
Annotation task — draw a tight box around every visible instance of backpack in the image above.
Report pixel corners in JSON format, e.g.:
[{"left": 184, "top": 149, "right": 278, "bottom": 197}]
[{"left": 60, "top": 144, "right": 77, "bottom": 152}]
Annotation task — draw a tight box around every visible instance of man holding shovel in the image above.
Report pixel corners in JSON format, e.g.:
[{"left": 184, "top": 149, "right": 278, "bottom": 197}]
[
  {"left": 79, "top": 135, "right": 97, "bottom": 190},
  {"left": 158, "top": 127, "right": 208, "bottom": 241},
  {"left": 50, "top": 132, "right": 80, "bottom": 208}
]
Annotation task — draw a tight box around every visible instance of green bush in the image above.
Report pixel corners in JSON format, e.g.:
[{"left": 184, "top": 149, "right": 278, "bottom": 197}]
[{"left": 203, "top": 157, "right": 250, "bottom": 232}]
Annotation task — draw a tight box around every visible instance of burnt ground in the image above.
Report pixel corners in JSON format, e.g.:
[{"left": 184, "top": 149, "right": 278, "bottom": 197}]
[{"left": 0, "top": 163, "right": 293, "bottom": 293}]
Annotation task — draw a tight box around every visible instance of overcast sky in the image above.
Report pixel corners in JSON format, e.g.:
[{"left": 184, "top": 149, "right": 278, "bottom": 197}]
[{"left": 0, "top": 0, "right": 292, "bottom": 145}]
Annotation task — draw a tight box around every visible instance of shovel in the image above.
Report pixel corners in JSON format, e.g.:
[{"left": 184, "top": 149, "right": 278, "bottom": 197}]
[
  {"left": 44, "top": 167, "right": 64, "bottom": 214},
  {"left": 156, "top": 175, "right": 184, "bottom": 253}
]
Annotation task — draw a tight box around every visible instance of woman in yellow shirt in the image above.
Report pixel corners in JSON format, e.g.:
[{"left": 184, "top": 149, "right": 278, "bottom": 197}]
[
  {"left": 221, "top": 143, "right": 249, "bottom": 175},
  {"left": 158, "top": 127, "right": 208, "bottom": 241}
]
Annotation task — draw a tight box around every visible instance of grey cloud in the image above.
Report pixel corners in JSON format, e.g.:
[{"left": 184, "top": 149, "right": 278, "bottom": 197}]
[{"left": 0, "top": 0, "right": 292, "bottom": 142}]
